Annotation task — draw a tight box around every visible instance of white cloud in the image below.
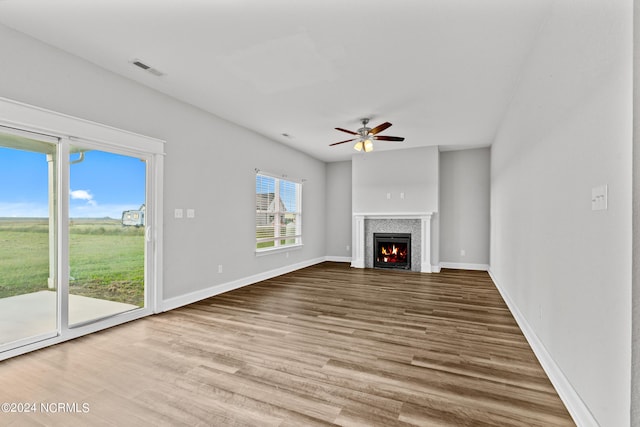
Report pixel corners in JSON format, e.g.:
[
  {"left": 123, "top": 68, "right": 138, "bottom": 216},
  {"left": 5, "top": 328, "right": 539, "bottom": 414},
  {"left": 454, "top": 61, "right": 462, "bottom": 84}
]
[{"left": 70, "top": 189, "right": 97, "bottom": 206}]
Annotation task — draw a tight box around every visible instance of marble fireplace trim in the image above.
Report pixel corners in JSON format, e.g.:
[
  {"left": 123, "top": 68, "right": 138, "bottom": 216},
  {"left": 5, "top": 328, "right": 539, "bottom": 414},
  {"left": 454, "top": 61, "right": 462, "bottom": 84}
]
[{"left": 351, "top": 212, "right": 434, "bottom": 273}]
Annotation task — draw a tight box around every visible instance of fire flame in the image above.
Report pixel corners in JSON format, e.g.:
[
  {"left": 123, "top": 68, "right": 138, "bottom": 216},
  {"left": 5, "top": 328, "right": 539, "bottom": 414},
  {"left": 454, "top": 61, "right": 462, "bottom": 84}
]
[
  {"left": 381, "top": 245, "right": 398, "bottom": 256},
  {"left": 377, "top": 242, "right": 407, "bottom": 264}
]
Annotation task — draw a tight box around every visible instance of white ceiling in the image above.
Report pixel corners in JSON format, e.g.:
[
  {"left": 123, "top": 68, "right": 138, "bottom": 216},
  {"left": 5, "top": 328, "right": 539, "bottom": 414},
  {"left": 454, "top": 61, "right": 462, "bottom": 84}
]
[{"left": 0, "top": 0, "right": 552, "bottom": 162}]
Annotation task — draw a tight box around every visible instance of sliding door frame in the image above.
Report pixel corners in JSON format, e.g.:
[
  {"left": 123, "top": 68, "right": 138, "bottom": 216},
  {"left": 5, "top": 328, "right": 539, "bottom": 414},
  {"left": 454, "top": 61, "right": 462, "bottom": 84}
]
[
  {"left": 0, "top": 126, "right": 60, "bottom": 353},
  {"left": 0, "top": 96, "right": 164, "bottom": 361}
]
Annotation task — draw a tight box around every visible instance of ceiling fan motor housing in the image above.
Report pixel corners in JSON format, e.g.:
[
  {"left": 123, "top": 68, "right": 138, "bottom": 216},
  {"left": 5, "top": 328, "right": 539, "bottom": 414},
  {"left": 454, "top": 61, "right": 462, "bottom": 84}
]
[{"left": 358, "top": 118, "right": 371, "bottom": 136}]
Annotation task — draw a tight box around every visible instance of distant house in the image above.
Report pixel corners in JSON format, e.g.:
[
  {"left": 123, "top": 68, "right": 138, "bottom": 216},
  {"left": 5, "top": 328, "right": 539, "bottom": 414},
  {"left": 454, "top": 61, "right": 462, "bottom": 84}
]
[
  {"left": 255, "top": 193, "right": 286, "bottom": 226},
  {"left": 122, "top": 204, "right": 145, "bottom": 227}
]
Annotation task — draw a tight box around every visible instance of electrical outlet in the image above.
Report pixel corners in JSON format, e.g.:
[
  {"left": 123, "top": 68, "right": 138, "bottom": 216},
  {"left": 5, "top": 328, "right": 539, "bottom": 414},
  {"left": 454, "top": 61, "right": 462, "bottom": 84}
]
[
  {"left": 460, "top": 249, "right": 466, "bottom": 256},
  {"left": 186, "top": 209, "right": 195, "bottom": 218},
  {"left": 174, "top": 208, "right": 183, "bottom": 219},
  {"left": 346, "top": 245, "right": 350, "bottom": 251},
  {"left": 218, "top": 265, "right": 223, "bottom": 274}
]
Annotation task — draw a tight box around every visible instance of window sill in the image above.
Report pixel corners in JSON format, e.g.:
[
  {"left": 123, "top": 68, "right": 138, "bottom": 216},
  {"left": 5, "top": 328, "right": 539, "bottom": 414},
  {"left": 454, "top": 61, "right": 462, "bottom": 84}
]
[{"left": 255, "top": 244, "right": 303, "bottom": 257}]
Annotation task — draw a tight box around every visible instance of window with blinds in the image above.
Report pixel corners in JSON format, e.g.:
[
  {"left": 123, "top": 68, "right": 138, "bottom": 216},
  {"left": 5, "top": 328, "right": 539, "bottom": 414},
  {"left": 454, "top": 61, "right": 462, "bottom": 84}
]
[{"left": 255, "top": 174, "right": 301, "bottom": 251}]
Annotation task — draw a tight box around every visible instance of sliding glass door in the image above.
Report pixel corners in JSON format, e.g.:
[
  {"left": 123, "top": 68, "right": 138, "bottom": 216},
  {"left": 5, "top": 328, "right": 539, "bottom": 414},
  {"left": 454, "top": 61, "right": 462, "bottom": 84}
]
[
  {"left": 68, "top": 146, "right": 148, "bottom": 326},
  {"left": 0, "top": 128, "right": 58, "bottom": 351},
  {"left": 0, "top": 119, "right": 159, "bottom": 356}
]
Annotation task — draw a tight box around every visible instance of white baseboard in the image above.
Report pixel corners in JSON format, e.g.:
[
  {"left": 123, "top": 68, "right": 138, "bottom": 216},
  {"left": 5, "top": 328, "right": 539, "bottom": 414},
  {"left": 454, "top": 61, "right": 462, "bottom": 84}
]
[
  {"left": 488, "top": 270, "right": 597, "bottom": 427},
  {"left": 431, "top": 265, "right": 441, "bottom": 273},
  {"left": 161, "top": 257, "right": 326, "bottom": 312},
  {"left": 325, "top": 256, "right": 352, "bottom": 263},
  {"left": 439, "top": 262, "right": 489, "bottom": 271}
]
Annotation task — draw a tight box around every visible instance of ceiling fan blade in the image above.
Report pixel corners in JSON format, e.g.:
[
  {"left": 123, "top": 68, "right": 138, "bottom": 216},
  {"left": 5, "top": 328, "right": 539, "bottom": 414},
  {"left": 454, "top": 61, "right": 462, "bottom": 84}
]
[
  {"left": 335, "top": 127, "right": 358, "bottom": 135},
  {"left": 329, "top": 138, "right": 357, "bottom": 146},
  {"left": 374, "top": 135, "right": 405, "bottom": 142},
  {"left": 368, "top": 122, "right": 392, "bottom": 135}
]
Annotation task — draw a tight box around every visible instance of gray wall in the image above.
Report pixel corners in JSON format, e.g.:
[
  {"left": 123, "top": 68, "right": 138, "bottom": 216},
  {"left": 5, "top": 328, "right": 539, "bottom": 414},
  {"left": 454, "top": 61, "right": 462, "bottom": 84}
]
[
  {"left": 0, "top": 23, "right": 327, "bottom": 301},
  {"left": 325, "top": 161, "right": 352, "bottom": 259},
  {"left": 352, "top": 147, "right": 439, "bottom": 213},
  {"left": 352, "top": 146, "right": 439, "bottom": 266},
  {"left": 490, "top": 1, "right": 632, "bottom": 426},
  {"left": 439, "top": 148, "right": 490, "bottom": 266}
]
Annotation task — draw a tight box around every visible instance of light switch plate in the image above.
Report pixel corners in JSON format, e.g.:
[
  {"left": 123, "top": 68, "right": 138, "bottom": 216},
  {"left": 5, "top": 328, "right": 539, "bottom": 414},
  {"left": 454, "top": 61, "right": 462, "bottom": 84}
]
[{"left": 591, "top": 185, "right": 607, "bottom": 211}]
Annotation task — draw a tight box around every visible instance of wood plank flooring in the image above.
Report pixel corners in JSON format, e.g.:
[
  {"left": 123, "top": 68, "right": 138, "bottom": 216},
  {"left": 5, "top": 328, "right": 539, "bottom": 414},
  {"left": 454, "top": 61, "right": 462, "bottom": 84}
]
[{"left": 0, "top": 262, "right": 575, "bottom": 426}]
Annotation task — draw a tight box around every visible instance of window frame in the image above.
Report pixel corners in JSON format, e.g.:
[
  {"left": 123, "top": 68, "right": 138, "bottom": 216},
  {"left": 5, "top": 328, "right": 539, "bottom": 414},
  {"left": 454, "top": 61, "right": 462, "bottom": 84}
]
[{"left": 255, "top": 172, "right": 302, "bottom": 254}]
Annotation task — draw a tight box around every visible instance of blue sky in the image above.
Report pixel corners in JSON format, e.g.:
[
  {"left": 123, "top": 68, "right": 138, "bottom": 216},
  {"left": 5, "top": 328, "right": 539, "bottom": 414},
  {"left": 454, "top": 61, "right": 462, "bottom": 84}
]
[{"left": 0, "top": 147, "right": 145, "bottom": 219}]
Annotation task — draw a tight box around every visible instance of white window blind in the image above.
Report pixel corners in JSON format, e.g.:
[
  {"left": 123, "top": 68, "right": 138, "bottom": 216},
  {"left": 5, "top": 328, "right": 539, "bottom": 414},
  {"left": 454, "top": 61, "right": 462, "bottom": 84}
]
[{"left": 255, "top": 173, "right": 301, "bottom": 251}]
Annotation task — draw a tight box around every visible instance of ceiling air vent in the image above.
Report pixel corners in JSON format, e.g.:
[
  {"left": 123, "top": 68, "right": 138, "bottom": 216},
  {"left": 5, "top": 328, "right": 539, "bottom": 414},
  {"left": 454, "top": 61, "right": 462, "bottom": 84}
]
[{"left": 131, "top": 59, "right": 165, "bottom": 77}]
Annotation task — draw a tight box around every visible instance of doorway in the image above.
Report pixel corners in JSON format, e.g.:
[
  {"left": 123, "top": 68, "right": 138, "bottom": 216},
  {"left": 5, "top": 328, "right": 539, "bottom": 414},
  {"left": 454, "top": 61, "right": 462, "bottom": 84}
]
[{"left": 0, "top": 115, "right": 163, "bottom": 358}]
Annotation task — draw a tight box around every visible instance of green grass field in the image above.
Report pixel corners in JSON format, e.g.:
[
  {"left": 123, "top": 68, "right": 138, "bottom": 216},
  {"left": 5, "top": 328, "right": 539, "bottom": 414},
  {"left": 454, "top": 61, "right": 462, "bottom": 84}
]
[{"left": 0, "top": 218, "right": 144, "bottom": 306}]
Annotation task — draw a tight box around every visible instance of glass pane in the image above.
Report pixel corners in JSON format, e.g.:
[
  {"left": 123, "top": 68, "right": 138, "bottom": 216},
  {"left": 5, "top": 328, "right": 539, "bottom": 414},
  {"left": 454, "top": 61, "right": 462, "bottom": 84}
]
[
  {"left": 280, "top": 180, "right": 297, "bottom": 212},
  {"left": 282, "top": 214, "right": 298, "bottom": 245},
  {"left": 68, "top": 147, "right": 146, "bottom": 326},
  {"left": 0, "top": 133, "right": 57, "bottom": 348},
  {"left": 257, "top": 212, "right": 275, "bottom": 249},
  {"left": 256, "top": 175, "right": 276, "bottom": 248},
  {"left": 280, "top": 180, "right": 298, "bottom": 245},
  {"left": 277, "top": 215, "right": 288, "bottom": 237}
]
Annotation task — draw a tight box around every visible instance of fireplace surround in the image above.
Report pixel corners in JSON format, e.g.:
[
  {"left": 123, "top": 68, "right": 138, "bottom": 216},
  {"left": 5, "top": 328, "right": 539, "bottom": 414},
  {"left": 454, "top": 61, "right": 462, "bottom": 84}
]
[{"left": 351, "top": 212, "right": 434, "bottom": 273}]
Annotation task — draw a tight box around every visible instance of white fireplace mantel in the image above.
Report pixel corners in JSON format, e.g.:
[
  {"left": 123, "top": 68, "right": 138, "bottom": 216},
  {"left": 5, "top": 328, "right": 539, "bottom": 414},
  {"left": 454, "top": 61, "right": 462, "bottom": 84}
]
[{"left": 351, "top": 212, "right": 434, "bottom": 273}]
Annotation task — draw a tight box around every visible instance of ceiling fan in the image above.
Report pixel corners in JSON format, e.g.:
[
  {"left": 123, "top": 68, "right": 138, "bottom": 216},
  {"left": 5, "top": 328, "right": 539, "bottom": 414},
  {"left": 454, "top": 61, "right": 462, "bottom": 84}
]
[{"left": 330, "top": 118, "right": 405, "bottom": 152}]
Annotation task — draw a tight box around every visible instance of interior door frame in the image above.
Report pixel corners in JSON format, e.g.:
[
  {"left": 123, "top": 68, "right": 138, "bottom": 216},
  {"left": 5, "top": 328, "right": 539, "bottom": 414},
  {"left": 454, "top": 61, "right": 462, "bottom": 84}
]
[{"left": 0, "top": 96, "right": 164, "bottom": 361}]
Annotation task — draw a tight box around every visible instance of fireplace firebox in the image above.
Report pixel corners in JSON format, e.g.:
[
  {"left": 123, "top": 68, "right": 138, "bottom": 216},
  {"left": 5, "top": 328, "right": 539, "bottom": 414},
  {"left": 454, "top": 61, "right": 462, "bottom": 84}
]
[{"left": 373, "top": 233, "right": 411, "bottom": 270}]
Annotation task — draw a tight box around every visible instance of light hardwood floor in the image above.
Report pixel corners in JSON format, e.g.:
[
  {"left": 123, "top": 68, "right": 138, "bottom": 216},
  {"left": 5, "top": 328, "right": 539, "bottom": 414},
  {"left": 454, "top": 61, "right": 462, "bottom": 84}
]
[{"left": 0, "top": 263, "right": 575, "bottom": 426}]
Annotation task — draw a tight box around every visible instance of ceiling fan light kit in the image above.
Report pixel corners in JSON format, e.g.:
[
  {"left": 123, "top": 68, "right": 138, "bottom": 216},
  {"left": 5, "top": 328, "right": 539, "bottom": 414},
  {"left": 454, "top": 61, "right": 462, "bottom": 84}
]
[
  {"left": 330, "top": 118, "right": 404, "bottom": 153},
  {"left": 354, "top": 136, "right": 374, "bottom": 152}
]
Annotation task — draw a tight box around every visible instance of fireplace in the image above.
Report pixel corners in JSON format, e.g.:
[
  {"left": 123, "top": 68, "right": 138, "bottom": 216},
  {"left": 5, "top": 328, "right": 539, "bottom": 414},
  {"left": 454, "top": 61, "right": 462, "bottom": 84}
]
[
  {"left": 352, "top": 213, "right": 433, "bottom": 272},
  {"left": 374, "top": 233, "right": 411, "bottom": 270}
]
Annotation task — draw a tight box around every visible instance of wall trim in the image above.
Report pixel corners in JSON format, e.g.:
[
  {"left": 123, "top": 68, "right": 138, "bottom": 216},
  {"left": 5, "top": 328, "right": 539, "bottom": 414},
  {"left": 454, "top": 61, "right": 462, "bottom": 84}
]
[
  {"left": 161, "top": 257, "right": 326, "bottom": 312},
  {"left": 488, "top": 270, "right": 597, "bottom": 427},
  {"left": 439, "top": 262, "right": 489, "bottom": 271},
  {"left": 0, "top": 96, "right": 165, "bottom": 154},
  {"left": 352, "top": 212, "right": 434, "bottom": 219},
  {"left": 325, "top": 256, "right": 352, "bottom": 263}
]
